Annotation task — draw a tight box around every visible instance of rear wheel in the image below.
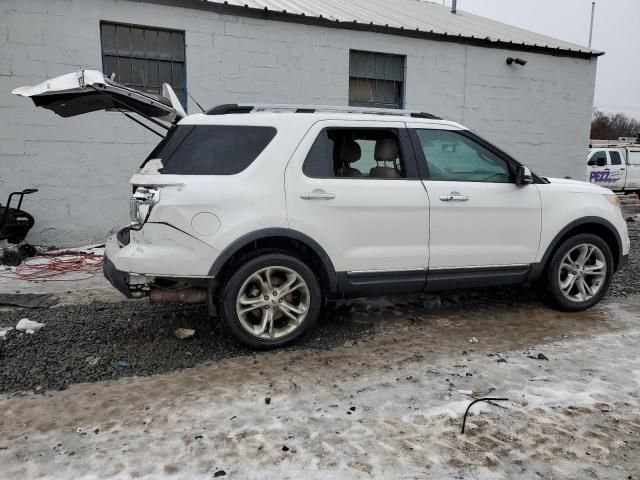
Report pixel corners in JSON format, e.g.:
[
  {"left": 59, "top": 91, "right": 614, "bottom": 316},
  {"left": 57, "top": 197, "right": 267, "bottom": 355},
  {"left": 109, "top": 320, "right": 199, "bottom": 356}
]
[
  {"left": 545, "top": 234, "right": 614, "bottom": 311},
  {"left": 218, "top": 253, "right": 322, "bottom": 348}
]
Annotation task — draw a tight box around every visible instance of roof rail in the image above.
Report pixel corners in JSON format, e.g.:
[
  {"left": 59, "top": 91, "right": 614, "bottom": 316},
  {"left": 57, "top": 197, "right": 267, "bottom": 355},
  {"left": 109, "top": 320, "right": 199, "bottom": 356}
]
[{"left": 205, "top": 103, "right": 441, "bottom": 119}]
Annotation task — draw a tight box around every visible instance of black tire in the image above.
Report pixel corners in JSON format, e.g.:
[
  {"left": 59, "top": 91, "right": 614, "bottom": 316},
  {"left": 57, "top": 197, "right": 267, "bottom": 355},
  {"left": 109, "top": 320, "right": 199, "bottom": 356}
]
[
  {"left": 545, "top": 233, "right": 614, "bottom": 311},
  {"left": 218, "top": 253, "right": 322, "bottom": 348}
]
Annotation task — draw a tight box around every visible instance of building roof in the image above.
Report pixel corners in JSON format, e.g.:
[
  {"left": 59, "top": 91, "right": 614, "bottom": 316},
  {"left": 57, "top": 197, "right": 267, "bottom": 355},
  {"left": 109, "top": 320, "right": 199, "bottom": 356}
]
[{"left": 199, "top": 0, "right": 601, "bottom": 58}]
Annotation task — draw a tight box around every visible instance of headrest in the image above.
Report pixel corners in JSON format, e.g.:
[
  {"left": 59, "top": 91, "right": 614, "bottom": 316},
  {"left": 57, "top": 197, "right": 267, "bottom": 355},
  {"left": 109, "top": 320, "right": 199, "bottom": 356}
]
[
  {"left": 340, "top": 140, "right": 361, "bottom": 163},
  {"left": 374, "top": 137, "right": 399, "bottom": 162}
]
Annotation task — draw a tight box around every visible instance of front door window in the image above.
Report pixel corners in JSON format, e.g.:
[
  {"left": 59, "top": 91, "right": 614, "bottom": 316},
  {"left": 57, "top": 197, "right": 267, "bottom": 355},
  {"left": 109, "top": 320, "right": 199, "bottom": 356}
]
[{"left": 414, "top": 129, "right": 511, "bottom": 183}]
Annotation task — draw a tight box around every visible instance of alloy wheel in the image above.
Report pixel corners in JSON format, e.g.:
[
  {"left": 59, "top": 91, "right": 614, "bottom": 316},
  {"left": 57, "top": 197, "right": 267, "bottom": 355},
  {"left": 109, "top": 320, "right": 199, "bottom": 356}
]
[
  {"left": 235, "top": 266, "right": 311, "bottom": 339},
  {"left": 558, "top": 243, "right": 607, "bottom": 303}
]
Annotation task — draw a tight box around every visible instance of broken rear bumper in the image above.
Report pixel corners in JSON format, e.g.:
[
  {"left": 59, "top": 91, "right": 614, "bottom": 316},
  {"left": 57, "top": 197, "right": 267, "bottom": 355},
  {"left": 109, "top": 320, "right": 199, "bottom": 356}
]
[
  {"left": 102, "top": 224, "right": 221, "bottom": 298},
  {"left": 102, "top": 254, "right": 135, "bottom": 298}
]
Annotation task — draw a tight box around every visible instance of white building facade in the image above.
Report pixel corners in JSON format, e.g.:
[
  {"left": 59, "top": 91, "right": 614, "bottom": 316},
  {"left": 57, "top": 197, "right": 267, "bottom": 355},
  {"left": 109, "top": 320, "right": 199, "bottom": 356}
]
[{"left": 0, "top": 0, "right": 600, "bottom": 245}]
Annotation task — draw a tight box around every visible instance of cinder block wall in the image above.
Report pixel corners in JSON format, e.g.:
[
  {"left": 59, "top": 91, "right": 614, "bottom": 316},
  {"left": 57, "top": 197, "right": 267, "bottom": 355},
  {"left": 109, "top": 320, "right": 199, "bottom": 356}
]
[{"left": 0, "top": 0, "right": 597, "bottom": 246}]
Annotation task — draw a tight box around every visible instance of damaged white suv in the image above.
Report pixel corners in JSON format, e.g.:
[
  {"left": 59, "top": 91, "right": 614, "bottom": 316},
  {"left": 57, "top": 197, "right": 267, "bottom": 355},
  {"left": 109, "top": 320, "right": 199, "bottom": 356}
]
[{"left": 15, "top": 70, "right": 630, "bottom": 348}]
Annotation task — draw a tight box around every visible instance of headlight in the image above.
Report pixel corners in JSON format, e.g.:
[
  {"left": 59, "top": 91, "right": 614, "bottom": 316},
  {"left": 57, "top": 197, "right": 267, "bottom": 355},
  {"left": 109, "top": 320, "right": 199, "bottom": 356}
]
[
  {"left": 604, "top": 194, "right": 620, "bottom": 207},
  {"left": 130, "top": 187, "right": 159, "bottom": 226}
]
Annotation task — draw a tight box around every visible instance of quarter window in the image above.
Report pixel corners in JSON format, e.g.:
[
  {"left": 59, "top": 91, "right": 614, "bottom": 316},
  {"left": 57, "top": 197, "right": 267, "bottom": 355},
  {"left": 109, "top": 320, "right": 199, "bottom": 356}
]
[
  {"left": 609, "top": 151, "right": 622, "bottom": 165},
  {"left": 303, "top": 129, "right": 406, "bottom": 179},
  {"left": 100, "top": 22, "right": 186, "bottom": 109},
  {"left": 349, "top": 51, "right": 405, "bottom": 109},
  {"left": 151, "top": 125, "right": 277, "bottom": 175},
  {"left": 415, "top": 130, "right": 511, "bottom": 183}
]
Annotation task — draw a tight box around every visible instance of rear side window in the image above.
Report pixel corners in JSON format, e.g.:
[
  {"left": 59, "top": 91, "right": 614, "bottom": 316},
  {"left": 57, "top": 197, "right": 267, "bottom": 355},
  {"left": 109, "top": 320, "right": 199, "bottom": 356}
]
[
  {"left": 148, "top": 125, "right": 277, "bottom": 175},
  {"left": 609, "top": 151, "right": 622, "bottom": 165}
]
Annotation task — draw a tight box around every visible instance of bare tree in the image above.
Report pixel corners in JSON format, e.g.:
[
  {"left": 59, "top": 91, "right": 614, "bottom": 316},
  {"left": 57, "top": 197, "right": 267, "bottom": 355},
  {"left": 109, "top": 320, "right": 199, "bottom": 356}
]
[{"left": 591, "top": 110, "right": 640, "bottom": 140}]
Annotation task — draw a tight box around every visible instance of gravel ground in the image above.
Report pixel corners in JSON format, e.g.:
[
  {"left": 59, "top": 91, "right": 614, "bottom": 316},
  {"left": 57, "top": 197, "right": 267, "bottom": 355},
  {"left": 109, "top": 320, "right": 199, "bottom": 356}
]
[
  {"left": 0, "top": 301, "right": 380, "bottom": 394},
  {"left": 609, "top": 220, "right": 640, "bottom": 296},
  {"left": 0, "top": 222, "right": 637, "bottom": 395}
]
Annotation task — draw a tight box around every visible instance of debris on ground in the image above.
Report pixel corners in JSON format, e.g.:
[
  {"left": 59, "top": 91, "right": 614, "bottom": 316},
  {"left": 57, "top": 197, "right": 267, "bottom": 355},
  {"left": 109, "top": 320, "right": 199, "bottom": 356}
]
[
  {"left": 114, "top": 359, "right": 130, "bottom": 368},
  {"left": 0, "top": 327, "right": 13, "bottom": 339},
  {"left": 15, "top": 318, "right": 45, "bottom": 333},
  {"left": 468, "top": 337, "right": 479, "bottom": 343},
  {"left": 457, "top": 389, "right": 473, "bottom": 395},
  {"left": 174, "top": 328, "right": 195, "bottom": 340},
  {"left": 529, "top": 353, "right": 549, "bottom": 361},
  {"left": 85, "top": 356, "right": 100, "bottom": 367},
  {"left": 461, "top": 397, "right": 510, "bottom": 434}
]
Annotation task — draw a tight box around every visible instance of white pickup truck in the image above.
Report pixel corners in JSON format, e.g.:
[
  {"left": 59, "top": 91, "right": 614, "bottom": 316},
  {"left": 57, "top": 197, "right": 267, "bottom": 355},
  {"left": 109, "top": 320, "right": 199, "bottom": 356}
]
[{"left": 587, "top": 144, "right": 640, "bottom": 193}]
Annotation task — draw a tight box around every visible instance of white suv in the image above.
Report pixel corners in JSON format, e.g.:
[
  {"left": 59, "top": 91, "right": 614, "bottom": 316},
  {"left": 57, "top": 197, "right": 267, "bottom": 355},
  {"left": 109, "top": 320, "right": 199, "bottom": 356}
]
[{"left": 14, "top": 71, "right": 631, "bottom": 348}]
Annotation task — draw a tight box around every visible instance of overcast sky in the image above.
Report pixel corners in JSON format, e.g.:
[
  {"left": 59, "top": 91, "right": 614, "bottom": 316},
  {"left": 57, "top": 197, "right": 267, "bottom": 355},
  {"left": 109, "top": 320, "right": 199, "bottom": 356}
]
[{"left": 447, "top": 0, "right": 639, "bottom": 118}]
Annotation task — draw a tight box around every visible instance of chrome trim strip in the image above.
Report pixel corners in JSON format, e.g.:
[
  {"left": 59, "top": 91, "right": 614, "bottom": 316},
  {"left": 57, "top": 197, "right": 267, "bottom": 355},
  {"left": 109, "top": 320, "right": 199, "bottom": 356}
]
[
  {"left": 348, "top": 268, "right": 427, "bottom": 274},
  {"left": 428, "top": 264, "right": 529, "bottom": 271},
  {"left": 348, "top": 264, "right": 529, "bottom": 275}
]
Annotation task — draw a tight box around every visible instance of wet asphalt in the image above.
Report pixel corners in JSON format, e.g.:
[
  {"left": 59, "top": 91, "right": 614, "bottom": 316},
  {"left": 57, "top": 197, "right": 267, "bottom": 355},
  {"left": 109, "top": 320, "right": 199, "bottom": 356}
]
[{"left": 0, "top": 222, "right": 638, "bottom": 394}]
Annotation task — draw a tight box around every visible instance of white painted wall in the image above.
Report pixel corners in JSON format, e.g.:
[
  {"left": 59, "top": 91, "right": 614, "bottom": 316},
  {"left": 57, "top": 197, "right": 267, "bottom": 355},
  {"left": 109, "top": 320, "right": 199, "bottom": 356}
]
[{"left": 0, "top": 0, "right": 598, "bottom": 246}]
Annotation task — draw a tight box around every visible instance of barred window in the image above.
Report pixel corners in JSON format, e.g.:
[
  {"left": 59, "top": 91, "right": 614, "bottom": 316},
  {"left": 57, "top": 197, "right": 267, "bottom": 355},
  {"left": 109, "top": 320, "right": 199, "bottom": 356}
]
[
  {"left": 349, "top": 50, "right": 405, "bottom": 109},
  {"left": 100, "top": 22, "right": 186, "bottom": 109}
]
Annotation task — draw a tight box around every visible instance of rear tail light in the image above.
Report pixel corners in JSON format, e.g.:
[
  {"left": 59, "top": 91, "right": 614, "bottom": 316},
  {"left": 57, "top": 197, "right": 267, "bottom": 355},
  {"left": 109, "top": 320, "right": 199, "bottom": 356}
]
[{"left": 130, "top": 187, "right": 159, "bottom": 226}]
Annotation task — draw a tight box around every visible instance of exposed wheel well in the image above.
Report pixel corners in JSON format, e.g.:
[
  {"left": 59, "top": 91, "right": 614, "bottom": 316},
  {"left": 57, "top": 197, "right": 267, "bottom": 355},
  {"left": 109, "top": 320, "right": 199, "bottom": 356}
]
[
  {"left": 543, "top": 222, "right": 621, "bottom": 272},
  {"left": 212, "top": 235, "right": 333, "bottom": 298}
]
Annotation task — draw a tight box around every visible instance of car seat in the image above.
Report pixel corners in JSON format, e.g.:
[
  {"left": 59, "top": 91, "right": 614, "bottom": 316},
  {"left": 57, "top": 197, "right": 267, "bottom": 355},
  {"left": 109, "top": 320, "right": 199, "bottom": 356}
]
[{"left": 370, "top": 137, "right": 401, "bottom": 178}]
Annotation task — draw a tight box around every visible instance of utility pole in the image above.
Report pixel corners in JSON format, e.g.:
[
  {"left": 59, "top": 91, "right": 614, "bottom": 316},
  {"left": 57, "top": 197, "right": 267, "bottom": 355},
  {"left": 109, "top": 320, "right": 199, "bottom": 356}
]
[{"left": 588, "top": 2, "right": 596, "bottom": 48}]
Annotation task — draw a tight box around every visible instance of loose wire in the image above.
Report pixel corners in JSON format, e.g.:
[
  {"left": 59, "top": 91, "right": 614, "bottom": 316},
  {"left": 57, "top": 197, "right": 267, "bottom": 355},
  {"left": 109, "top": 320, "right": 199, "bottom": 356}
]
[{"left": 0, "top": 251, "right": 103, "bottom": 281}]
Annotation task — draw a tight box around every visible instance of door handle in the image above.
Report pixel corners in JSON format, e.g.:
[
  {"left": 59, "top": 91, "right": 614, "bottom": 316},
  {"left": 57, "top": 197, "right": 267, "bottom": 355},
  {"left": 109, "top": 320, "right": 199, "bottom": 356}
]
[
  {"left": 439, "top": 192, "right": 469, "bottom": 202},
  {"left": 300, "top": 189, "right": 335, "bottom": 200},
  {"left": 620, "top": 168, "right": 626, "bottom": 171}
]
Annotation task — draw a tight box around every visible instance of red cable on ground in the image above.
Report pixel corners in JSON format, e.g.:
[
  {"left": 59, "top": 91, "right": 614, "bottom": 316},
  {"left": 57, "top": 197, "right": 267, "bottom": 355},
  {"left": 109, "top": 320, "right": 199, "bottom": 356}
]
[{"left": 0, "top": 251, "right": 103, "bottom": 281}]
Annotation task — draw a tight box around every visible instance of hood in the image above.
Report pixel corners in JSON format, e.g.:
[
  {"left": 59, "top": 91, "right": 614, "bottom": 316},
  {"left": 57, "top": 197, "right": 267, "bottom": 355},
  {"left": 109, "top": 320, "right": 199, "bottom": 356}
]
[{"left": 545, "top": 177, "right": 613, "bottom": 194}]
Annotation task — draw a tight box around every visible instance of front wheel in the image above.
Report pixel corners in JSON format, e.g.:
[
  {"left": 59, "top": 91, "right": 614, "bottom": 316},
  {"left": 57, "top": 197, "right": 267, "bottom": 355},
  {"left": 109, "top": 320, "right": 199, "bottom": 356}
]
[
  {"left": 218, "top": 253, "right": 322, "bottom": 348},
  {"left": 545, "top": 234, "right": 614, "bottom": 311}
]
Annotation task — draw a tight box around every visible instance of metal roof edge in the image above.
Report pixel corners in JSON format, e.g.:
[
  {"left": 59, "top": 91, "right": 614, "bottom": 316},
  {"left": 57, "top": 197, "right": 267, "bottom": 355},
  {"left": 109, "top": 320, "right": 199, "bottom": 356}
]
[{"left": 129, "top": 0, "right": 604, "bottom": 59}]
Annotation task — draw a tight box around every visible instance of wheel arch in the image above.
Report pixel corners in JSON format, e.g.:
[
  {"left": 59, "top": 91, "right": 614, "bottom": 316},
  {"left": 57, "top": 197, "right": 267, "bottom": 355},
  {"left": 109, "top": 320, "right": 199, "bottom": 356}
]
[
  {"left": 208, "top": 228, "right": 337, "bottom": 298},
  {"left": 531, "top": 216, "right": 623, "bottom": 280}
]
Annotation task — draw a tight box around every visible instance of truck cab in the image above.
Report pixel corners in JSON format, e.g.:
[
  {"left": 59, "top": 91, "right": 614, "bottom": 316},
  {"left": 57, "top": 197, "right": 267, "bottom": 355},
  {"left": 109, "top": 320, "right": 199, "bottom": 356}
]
[{"left": 587, "top": 143, "right": 640, "bottom": 193}]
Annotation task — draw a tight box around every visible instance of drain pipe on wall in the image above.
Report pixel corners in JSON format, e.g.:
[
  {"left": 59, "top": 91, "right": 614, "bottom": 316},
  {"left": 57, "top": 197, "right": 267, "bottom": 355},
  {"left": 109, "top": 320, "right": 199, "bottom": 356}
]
[
  {"left": 451, "top": 0, "right": 457, "bottom": 14},
  {"left": 588, "top": 2, "right": 596, "bottom": 48}
]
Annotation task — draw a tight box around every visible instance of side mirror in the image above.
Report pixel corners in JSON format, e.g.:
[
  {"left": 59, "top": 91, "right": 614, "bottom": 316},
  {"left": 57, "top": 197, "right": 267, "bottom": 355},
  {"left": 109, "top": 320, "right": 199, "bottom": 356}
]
[{"left": 515, "top": 165, "right": 533, "bottom": 185}]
